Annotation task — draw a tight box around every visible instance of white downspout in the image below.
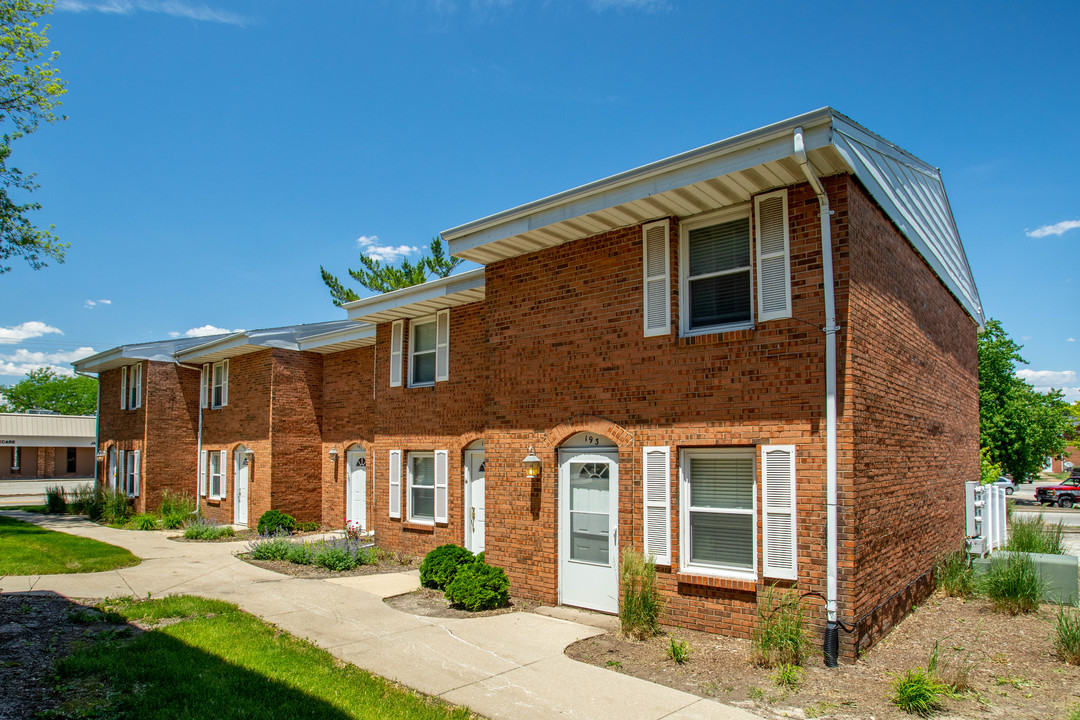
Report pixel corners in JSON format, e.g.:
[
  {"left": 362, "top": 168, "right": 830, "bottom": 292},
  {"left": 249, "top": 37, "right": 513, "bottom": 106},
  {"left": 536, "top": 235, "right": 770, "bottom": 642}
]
[{"left": 793, "top": 128, "right": 840, "bottom": 660}]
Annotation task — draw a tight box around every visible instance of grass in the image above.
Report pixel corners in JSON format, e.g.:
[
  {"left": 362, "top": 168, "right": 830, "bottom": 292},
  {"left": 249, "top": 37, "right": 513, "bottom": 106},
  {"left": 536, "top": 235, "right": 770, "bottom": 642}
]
[
  {"left": 45, "top": 484, "right": 67, "bottom": 513},
  {"left": 1007, "top": 514, "right": 1066, "bottom": 555},
  {"left": 773, "top": 662, "right": 803, "bottom": 690},
  {"left": 618, "top": 548, "right": 664, "bottom": 640},
  {"left": 0, "top": 515, "right": 139, "bottom": 575},
  {"left": 891, "top": 667, "right": 949, "bottom": 716},
  {"left": 1053, "top": 604, "right": 1080, "bottom": 664},
  {"left": 158, "top": 490, "right": 196, "bottom": 529},
  {"left": 182, "top": 517, "right": 235, "bottom": 540},
  {"left": 936, "top": 551, "right": 977, "bottom": 598},
  {"left": 751, "top": 585, "right": 812, "bottom": 667},
  {"left": 666, "top": 636, "right": 691, "bottom": 664},
  {"left": 981, "top": 552, "right": 1049, "bottom": 614},
  {"left": 50, "top": 596, "right": 476, "bottom": 720}
]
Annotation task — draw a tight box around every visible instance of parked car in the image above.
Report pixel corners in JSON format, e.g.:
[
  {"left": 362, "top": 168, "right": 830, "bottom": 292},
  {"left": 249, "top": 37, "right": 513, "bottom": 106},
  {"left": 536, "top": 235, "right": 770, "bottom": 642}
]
[
  {"left": 1036, "top": 478, "right": 1080, "bottom": 508},
  {"left": 993, "top": 476, "right": 1016, "bottom": 495}
]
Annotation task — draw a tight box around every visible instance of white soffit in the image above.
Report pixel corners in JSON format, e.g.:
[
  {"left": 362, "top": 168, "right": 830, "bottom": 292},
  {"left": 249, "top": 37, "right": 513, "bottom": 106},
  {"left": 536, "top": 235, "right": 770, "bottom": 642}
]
[
  {"left": 175, "top": 320, "right": 357, "bottom": 363},
  {"left": 297, "top": 323, "right": 376, "bottom": 354},
  {"left": 343, "top": 268, "right": 485, "bottom": 324}
]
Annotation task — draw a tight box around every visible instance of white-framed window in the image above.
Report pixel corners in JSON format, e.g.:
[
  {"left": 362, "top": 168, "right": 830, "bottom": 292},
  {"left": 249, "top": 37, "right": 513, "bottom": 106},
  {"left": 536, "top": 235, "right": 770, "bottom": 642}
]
[
  {"left": 207, "top": 450, "right": 224, "bottom": 499},
  {"left": 679, "top": 206, "right": 754, "bottom": 336},
  {"left": 126, "top": 362, "right": 142, "bottom": 410},
  {"left": 409, "top": 316, "right": 438, "bottom": 387},
  {"left": 679, "top": 448, "right": 756, "bottom": 580},
  {"left": 407, "top": 451, "right": 435, "bottom": 523},
  {"left": 124, "top": 450, "right": 140, "bottom": 497},
  {"left": 202, "top": 360, "right": 229, "bottom": 409}
]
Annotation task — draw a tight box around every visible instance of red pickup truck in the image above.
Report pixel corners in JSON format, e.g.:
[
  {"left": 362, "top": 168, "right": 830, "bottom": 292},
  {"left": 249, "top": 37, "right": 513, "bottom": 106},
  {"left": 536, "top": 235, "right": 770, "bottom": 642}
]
[{"left": 1037, "top": 477, "right": 1080, "bottom": 508}]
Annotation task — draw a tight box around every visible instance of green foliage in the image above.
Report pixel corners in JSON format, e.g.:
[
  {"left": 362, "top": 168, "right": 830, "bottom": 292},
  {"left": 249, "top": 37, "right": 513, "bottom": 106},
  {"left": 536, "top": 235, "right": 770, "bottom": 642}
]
[
  {"left": 0, "top": 367, "right": 96, "bottom": 414},
  {"left": 444, "top": 562, "right": 510, "bottom": 611},
  {"left": 1007, "top": 514, "right": 1066, "bottom": 555},
  {"left": 891, "top": 667, "right": 949, "bottom": 716},
  {"left": 981, "top": 552, "right": 1048, "bottom": 614},
  {"left": 68, "top": 484, "right": 98, "bottom": 516},
  {"left": 979, "top": 447, "right": 1002, "bottom": 485},
  {"left": 157, "top": 490, "right": 195, "bottom": 529},
  {"left": 773, "top": 662, "right": 803, "bottom": 690},
  {"left": 0, "top": 0, "right": 68, "bottom": 274},
  {"left": 0, "top": 515, "right": 138, "bottom": 574},
  {"left": 926, "top": 639, "right": 976, "bottom": 693},
  {"left": 1053, "top": 604, "right": 1080, "bottom": 665},
  {"left": 665, "top": 636, "right": 691, "bottom": 664},
  {"left": 129, "top": 513, "right": 158, "bottom": 531},
  {"left": 183, "top": 517, "right": 234, "bottom": 541},
  {"left": 286, "top": 541, "right": 314, "bottom": 565},
  {"left": 296, "top": 521, "right": 320, "bottom": 533},
  {"left": 100, "top": 487, "right": 131, "bottom": 524},
  {"left": 321, "top": 236, "right": 464, "bottom": 307},
  {"left": 1069, "top": 704, "right": 1080, "bottom": 720},
  {"left": 419, "top": 543, "right": 475, "bottom": 590},
  {"left": 248, "top": 535, "right": 293, "bottom": 560},
  {"left": 44, "top": 483, "right": 65, "bottom": 512},
  {"left": 256, "top": 509, "right": 296, "bottom": 536},
  {"left": 935, "top": 551, "right": 976, "bottom": 598},
  {"left": 618, "top": 548, "right": 664, "bottom": 640},
  {"left": 314, "top": 545, "right": 353, "bottom": 572},
  {"left": 751, "top": 585, "right": 812, "bottom": 668},
  {"left": 979, "top": 319, "right": 1071, "bottom": 482}
]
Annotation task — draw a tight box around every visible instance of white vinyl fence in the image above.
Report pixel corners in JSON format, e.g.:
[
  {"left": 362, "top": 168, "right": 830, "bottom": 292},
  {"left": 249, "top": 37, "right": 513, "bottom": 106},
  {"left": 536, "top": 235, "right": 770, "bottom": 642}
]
[{"left": 965, "top": 481, "right": 1008, "bottom": 556}]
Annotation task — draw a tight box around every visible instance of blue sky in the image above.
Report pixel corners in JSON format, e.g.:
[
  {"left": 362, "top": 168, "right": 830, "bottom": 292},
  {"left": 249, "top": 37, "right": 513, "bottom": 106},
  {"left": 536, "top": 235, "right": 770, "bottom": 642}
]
[{"left": 0, "top": 0, "right": 1077, "bottom": 401}]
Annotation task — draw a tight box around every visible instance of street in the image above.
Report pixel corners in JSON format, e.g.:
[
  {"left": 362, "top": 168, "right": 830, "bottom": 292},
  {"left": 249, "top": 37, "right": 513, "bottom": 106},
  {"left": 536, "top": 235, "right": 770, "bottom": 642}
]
[{"left": 0, "top": 478, "right": 93, "bottom": 507}]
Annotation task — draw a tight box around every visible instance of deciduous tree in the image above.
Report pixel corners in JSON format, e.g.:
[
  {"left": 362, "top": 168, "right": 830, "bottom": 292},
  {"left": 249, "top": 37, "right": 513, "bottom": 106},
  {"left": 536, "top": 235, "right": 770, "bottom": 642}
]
[{"left": 0, "top": 367, "right": 96, "bottom": 415}]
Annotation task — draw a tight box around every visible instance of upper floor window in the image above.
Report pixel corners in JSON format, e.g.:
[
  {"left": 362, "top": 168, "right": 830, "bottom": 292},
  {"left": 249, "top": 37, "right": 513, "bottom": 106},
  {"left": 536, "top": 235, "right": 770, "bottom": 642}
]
[
  {"left": 680, "top": 209, "right": 753, "bottom": 335},
  {"left": 201, "top": 360, "right": 229, "bottom": 409},
  {"left": 410, "top": 317, "right": 437, "bottom": 386},
  {"left": 391, "top": 310, "right": 450, "bottom": 388},
  {"left": 120, "top": 362, "right": 142, "bottom": 410}
]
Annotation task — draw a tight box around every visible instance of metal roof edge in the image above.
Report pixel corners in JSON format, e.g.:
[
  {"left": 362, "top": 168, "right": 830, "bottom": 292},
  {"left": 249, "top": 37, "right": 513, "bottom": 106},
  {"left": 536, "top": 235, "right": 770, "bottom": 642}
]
[
  {"left": 296, "top": 323, "right": 376, "bottom": 351},
  {"left": 342, "top": 268, "right": 486, "bottom": 318}
]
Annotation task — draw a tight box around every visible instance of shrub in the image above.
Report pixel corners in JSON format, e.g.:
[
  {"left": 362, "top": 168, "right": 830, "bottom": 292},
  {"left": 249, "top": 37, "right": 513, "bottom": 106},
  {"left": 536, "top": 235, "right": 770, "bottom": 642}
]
[
  {"left": 751, "top": 585, "right": 812, "bottom": 668},
  {"left": 1007, "top": 514, "right": 1066, "bottom": 555},
  {"left": 69, "top": 485, "right": 98, "bottom": 515},
  {"left": 296, "top": 521, "right": 320, "bottom": 533},
  {"left": 891, "top": 667, "right": 949, "bottom": 716},
  {"left": 314, "top": 545, "right": 354, "bottom": 572},
  {"left": 158, "top": 491, "right": 195, "bottom": 529},
  {"left": 981, "top": 552, "right": 1048, "bottom": 614},
  {"left": 100, "top": 488, "right": 132, "bottom": 525},
  {"left": 286, "top": 542, "right": 315, "bottom": 565},
  {"left": 936, "top": 551, "right": 976, "bottom": 598},
  {"left": 773, "top": 662, "right": 803, "bottom": 690},
  {"left": 1054, "top": 604, "right": 1080, "bottom": 665},
  {"left": 248, "top": 534, "right": 293, "bottom": 561},
  {"left": 44, "top": 485, "right": 67, "bottom": 513},
  {"left": 666, "top": 636, "right": 691, "bottom": 664},
  {"left": 419, "top": 544, "right": 475, "bottom": 590},
  {"left": 130, "top": 513, "right": 159, "bottom": 531},
  {"left": 256, "top": 509, "right": 296, "bottom": 536},
  {"left": 184, "top": 517, "right": 235, "bottom": 541},
  {"left": 619, "top": 548, "right": 664, "bottom": 640},
  {"left": 444, "top": 562, "right": 510, "bottom": 611}
]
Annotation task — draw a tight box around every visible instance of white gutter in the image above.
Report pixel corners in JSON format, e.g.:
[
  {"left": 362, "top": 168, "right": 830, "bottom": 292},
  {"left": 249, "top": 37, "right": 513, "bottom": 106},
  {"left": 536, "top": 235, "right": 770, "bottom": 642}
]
[{"left": 794, "top": 127, "right": 840, "bottom": 657}]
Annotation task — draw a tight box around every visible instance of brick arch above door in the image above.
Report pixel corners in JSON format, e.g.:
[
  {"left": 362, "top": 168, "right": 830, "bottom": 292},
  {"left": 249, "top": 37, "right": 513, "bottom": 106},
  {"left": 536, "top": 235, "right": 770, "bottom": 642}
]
[{"left": 541, "top": 416, "right": 634, "bottom": 449}]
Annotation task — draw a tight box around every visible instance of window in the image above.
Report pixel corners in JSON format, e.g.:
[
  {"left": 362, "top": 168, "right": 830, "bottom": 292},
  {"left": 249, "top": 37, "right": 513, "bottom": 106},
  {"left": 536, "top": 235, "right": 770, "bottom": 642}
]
[
  {"left": 66, "top": 447, "right": 77, "bottom": 474},
  {"left": 679, "top": 448, "right": 755, "bottom": 578},
  {"left": 202, "top": 360, "right": 229, "bottom": 409},
  {"left": 680, "top": 208, "right": 753, "bottom": 335},
  {"left": 208, "top": 451, "right": 223, "bottom": 499},
  {"left": 124, "top": 450, "right": 140, "bottom": 497},
  {"left": 407, "top": 452, "right": 435, "bottom": 523},
  {"left": 409, "top": 317, "right": 437, "bottom": 386}
]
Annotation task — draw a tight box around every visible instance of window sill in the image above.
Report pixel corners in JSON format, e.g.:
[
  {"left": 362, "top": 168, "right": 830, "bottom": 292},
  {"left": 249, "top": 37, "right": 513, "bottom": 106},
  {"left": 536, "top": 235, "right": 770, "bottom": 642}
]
[
  {"left": 407, "top": 383, "right": 435, "bottom": 389},
  {"left": 402, "top": 521, "right": 435, "bottom": 533},
  {"left": 680, "top": 321, "right": 755, "bottom": 339},
  {"left": 676, "top": 571, "right": 757, "bottom": 593},
  {"left": 205, "top": 498, "right": 221, "bottom": 506}
]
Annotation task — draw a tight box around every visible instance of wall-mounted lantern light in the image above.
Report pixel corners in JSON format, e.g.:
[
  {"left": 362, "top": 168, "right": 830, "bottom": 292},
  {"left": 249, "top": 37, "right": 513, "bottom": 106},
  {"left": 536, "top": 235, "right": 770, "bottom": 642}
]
[
  {"left": 328, "top": 446, "right": 339, "bottom": 463},
  {"left": 95, "top": 451, "right": 106, "bottom": 461},
  {"left": 243, "top": 450, "right": 255, "bottom": 465},
  {"left": 523, "top": 446, "right": 541, "bottom": 478}
]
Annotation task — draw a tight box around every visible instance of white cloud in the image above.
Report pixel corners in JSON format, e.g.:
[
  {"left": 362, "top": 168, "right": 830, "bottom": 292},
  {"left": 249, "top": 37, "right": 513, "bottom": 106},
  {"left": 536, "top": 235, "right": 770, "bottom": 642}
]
[
  {"left": 84, "top": 298, "right": 112, "bottom": 309},
  {"left": 1017, "top": 369, "right": 1080, "bottom": 402},
  {"left": 0, "top": 321, "right": 63, "bottom": 345},
  {"left": 356, "top": 235, "right": 421, "bottom": 263},
  {"left": 587, "top": 0, "right": 670, "bottom": 11},
  {"left": 55, "top": 0, "right": 248, "bottom": 25},
  {"left": 1025, "top": 220, "right": 1080, "bottom": 238},
  {"left": 1069, "top": 338, "right": 1077, "bottom": 343},
  {"left": 172, "top": 325, "right": 243, "bottom": 338},
  {"left": 0, "top": 346, "right": 97, "bottom": 378}
]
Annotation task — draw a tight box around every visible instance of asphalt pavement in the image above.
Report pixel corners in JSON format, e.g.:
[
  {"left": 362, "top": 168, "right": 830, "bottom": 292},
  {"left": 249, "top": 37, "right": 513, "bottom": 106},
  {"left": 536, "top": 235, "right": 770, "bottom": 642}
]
[{"left": 0, "top": 478, "right": 93, "bottom": 507}]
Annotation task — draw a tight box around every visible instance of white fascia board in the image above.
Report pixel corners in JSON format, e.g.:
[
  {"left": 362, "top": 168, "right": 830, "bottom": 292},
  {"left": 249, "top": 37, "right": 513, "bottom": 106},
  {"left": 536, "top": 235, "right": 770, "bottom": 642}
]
[
  {"left": 297, "top": 324, "right": 376, "bottom": 352},
  {"left": 174, "top": 333, "right": 251, "bottom": 362},
  {"left": 72, "top": 347, "right": 124, "bottom": 374},
  {"left": 343, "top": 268, "right": 486, "bottom": 321},
  {"left": 443, "top": 108, "right": 835, "bottom": 256}
]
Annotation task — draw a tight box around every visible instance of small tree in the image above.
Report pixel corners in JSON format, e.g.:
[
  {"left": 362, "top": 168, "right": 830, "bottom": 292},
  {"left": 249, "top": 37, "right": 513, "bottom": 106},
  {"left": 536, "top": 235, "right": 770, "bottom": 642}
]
[
  {"left": 0, "top": 367, "right": 96, "bottom": 415},
  {"left": 320, "top": 236, "right": 462, "bottom": 307}
]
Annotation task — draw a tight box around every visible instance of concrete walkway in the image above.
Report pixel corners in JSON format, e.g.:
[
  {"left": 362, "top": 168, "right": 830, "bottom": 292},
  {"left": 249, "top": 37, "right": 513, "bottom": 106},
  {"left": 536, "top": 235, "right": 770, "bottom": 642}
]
[{"left": 0, "top": 511, "right": 760, "bottom": 720}]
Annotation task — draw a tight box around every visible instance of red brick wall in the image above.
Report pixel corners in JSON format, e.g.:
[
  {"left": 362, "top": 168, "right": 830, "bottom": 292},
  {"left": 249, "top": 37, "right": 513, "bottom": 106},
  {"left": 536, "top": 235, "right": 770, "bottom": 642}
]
[
  {"left": 96, "top": 364, "right": 146, "bottom": 509},
  {"left": 320, "top": 346, "right": 376, "bottom": 528},
  {"left": 844, "top": 175, "right": 979, "bottom": 657},
  {"left": 142, "top": 362, "right": 201, "bottom": 513},
  {"left": 1053, "top": 447, "right": 1079, "bottom": 473},
  {"left": 269, "top": 349, "right": 324, "bottom": 524}
]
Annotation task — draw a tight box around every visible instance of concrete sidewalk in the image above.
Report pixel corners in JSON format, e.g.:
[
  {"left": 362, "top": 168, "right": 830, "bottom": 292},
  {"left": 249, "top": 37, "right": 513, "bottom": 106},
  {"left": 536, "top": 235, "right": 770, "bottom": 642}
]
[{"left": 0, "top": 511, "right": 760, "bottom": 720}]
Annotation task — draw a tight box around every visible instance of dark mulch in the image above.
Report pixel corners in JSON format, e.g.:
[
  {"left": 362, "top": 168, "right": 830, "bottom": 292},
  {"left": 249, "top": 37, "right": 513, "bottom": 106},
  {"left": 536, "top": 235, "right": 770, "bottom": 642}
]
[{"left": 383, "top": 587, "right": 539, "bottom": 619}]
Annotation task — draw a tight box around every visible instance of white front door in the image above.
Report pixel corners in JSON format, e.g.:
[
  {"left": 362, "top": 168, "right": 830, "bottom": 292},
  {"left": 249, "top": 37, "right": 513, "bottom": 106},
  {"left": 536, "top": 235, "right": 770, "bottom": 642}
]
[
  {"left": 234, "top": 452, "right": 249, "bottom": 526},
  {"left": 465, "top": 451, "right": 486, "bottom": 553},
  {"left": 346, "top": 450, "right": 367, "bottom": 531},
  {"left": 559, "top": 451, "right": 619, "bottom": 613}
]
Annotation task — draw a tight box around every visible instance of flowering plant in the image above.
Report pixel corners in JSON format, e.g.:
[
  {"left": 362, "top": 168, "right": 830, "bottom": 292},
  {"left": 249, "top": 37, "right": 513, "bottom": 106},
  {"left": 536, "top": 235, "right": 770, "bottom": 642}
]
[{"left": 344, "top": 519, "right": 366, "bottom": 541}]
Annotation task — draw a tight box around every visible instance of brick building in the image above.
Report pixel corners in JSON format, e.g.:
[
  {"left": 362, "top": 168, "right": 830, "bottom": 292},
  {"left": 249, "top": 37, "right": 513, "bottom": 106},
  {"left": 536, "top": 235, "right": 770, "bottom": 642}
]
[
  {"left": 0, "top": 413, "right": 96, "bottom": 479},
  {"left": 75, "top": 108, "right": 983, "bottom": 662}
]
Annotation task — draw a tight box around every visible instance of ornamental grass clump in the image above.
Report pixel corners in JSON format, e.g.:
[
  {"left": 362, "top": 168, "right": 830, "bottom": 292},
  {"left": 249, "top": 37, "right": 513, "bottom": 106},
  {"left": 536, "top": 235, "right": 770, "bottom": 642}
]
[
  {"left": 183, "top": 517, "right": 235, "bottom": 541},
  {"left": 68, "top": 485, "right": 99, "bottom": 516},
  {"left": 1007, "top": 514, "right": 1066, "bottom": 555},
  {"left": 130, "top": 513, "right": 159, "bottom": 531},
  {"left": 619, "top": 548, "right": 664, "bottom": 640},
  {"left": 891, "top": 667, "right": 949, "bottom": 717},
  {"left": 100, "top": 488, "right": 131, "bottom": 525},
  {"left": 44, "top": 484, "right": 67, "bottom": 513},
  {"left": 158, "top": 490, "right": 195, "bottom": 530},
  {"left": 751, "top": 585, "right": 812, "bottom": 668},
  {"left": 419, "top": 544, "right": 475, "bottom": 590},
  {"left": 935, "top": 550, "right": 977, "bottom": 598},
  {"left": 1053, "top": 603, "right": 1080, "bottom": 665},
  {"left": 981, "top": 552, "right": 1048, "bottom": 615}
]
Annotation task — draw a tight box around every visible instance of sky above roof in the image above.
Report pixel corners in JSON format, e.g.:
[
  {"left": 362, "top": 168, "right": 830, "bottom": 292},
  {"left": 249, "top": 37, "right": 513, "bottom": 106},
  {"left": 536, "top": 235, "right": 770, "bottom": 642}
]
[{"left": 0, "top": 0, "right": 1076, "bottom": 401}]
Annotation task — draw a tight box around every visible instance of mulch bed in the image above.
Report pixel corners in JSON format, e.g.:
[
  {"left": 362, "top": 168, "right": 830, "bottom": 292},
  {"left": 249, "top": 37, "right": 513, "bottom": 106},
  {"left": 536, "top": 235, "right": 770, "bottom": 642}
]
[
  {"left": 243, "top": 555, "right": 421, "bottom": 579},
  {"left": 383, "top": 587, "right": 540, "bottom": 619},
  {"left": 565, "top": 592, "right": 1080, "bottom": 719}
]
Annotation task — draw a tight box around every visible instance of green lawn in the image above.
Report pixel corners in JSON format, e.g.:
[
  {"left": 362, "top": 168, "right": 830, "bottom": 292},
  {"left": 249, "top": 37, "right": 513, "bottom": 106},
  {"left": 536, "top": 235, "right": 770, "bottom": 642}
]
[
  {"left": 52, "top": 596, "right": 477, "bottom": 720},
  {"left": 0, "top": 515, "right": 140, "bottom": 575}
]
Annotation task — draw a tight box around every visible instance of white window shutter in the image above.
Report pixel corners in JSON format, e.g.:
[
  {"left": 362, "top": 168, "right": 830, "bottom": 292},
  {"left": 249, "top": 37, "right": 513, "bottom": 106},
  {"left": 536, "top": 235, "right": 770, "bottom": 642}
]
[
  {"left": 132, "top": 450, "right": 141, "bottom": 496},
  {"left": 388, "top": 449, "right": 401, "bottom": 518},
  {"left": 199, "top": 450, "right": 207, "bottom": 497},
  {"left": 201, "top": 364, "right": 209, "bottom": 409},
  {"left": 389, "top": 321, "right": 403, "bottom": 388},
  {"left": 762, "top": 445, "right": 797, "bottom": 580},
  {"left": 642, "top": 221, "right": 670, "bottom": 337},
  {"left": 108, "top": 451, "right": 117, "bottom": 491},
  {"left": 120, "top": 366, "right": 128, "bottom": 410},
  {"left": 117, "top": 450, "right": 125, "bottom": 492},
  {"left": 221, "top": 360, "right": 229, "bottom": 407},
  {"left": 642, "top": 447, "right": 671, "bottom": 565},
  {"left": 219, "top": 450, "right": 228, "bottom": 496},
  {"left": 134, "top": 364, "right": 142, "bottom": 409},
  {"left": 755, "top": 190, "right": 792, "bottom": 322},
  {"left": 434, "top": 449, "right": 448, "bottom": 523},
  {"left": 435, "top": 310, "right": 450, "bottom": 382}
]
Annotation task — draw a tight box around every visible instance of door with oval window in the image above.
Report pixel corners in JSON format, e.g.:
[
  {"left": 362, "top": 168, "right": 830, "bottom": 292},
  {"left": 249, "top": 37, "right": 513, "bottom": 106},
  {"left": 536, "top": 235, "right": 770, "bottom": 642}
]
[
  {"left": 559, "top": 441, "right": 619, "bottom": 614},
  {"left": 346, "top": 449, "right": 367, "bottom": 532}
]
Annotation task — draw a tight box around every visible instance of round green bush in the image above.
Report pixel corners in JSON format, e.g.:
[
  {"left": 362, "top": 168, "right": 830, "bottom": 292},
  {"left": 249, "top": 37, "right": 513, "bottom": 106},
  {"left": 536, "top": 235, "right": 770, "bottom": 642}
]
[
  {"left": 315, "top": 546, "right": 354, "bottom": 572},
  {"left": 256, "top": 509, "right": 296, "bottom": 536},
  {"left": 444, "top": 562, "right": 510, "bottom": 611},
  {"left": 419, "top": 544, "right": 475, "bottom": 590}
]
